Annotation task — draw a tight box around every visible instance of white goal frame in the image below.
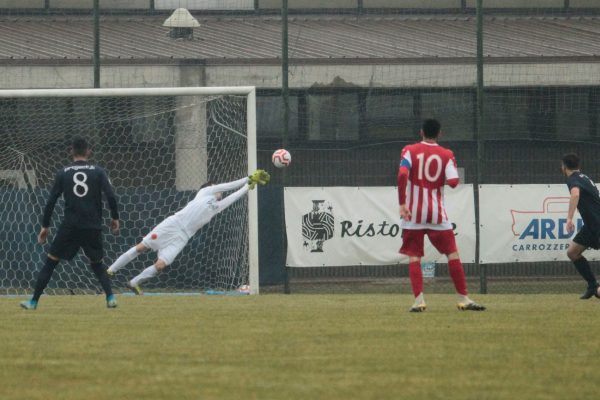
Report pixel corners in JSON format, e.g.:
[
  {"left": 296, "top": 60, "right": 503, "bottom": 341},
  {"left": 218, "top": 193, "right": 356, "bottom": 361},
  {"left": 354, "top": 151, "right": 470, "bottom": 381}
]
[{"left": 0, "top": 86, "right": 259, "bottom": 295}]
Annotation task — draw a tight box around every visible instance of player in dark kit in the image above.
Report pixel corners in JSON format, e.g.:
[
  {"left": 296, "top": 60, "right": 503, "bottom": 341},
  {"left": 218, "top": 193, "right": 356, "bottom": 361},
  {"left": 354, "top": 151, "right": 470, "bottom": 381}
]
[
  {"left": 562, "top": 153, "right": 600, "bottom": 300},
  {"left": 20, "top": 138, "right": 120, "bottom": 310}
]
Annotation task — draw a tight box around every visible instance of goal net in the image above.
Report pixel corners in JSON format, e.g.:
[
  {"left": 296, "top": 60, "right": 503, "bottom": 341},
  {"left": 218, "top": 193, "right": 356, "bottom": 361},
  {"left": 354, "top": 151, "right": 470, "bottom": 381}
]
[{"left": 0, "top": 87, "right": 258, "bottom": 295}]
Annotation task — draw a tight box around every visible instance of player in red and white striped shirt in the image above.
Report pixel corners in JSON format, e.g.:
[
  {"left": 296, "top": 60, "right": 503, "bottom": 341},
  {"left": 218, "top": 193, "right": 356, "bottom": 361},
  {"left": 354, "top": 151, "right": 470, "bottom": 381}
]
[{"left": 398, "top": 119, "right": 485, "bottom": 312}]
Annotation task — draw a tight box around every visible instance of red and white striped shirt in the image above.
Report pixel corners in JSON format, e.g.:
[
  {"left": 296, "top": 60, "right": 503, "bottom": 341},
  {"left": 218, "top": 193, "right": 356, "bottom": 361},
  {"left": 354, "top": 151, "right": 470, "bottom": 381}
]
[{"left": 398, "top": 141, "right": 459, "bottom": 230}]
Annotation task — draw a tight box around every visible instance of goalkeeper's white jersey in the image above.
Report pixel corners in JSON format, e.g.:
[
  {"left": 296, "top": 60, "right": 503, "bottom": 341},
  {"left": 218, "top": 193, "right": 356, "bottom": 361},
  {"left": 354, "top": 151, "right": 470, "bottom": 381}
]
[{"left": 173, "top": 177, "right": 248, "bottom": 238}]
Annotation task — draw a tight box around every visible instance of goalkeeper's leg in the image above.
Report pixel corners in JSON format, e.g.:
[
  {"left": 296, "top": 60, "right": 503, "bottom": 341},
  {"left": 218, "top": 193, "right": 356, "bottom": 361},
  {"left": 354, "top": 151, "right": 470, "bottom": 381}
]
[
  {"left": 107, "top": 243, "right": 148, "bottom": 275},
  {"left": 128, "top": 259, "right": 167, "bottom": 295},
  {"left": 127, "top": 238, "right": 186, "bottom": 294}
]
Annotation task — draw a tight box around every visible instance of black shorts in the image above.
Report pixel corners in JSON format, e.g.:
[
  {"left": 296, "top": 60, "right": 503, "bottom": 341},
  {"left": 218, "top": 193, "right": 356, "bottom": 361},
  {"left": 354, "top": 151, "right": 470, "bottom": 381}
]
[
  {"left": 48, "top": 225, "right": 104, "bottom": 262},
  {"left": 573, "top": 225, "right": 600, "bottom": 250}
]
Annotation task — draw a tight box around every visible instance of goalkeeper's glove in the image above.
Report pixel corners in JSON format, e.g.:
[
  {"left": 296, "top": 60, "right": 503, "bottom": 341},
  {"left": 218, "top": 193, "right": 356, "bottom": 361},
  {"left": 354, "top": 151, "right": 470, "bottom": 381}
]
[
  {"left": 257, "top": 170, "right": 270, "bottom": 185},
  {"left": 249, "top": 169, "right": 270, "bottom": 186}
]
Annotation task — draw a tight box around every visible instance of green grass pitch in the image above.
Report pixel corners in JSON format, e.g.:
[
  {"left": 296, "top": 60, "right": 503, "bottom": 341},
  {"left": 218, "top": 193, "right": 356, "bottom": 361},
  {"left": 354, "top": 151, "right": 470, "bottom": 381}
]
[{"left": 1, "top": 294, "right": 599, "bottom": 400}]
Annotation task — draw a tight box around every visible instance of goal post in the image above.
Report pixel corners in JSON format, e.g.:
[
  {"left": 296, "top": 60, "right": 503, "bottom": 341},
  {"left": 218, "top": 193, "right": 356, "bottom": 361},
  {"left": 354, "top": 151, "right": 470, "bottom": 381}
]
[{"left": 0, "top": 86, "right": 259, "bottom": 295}]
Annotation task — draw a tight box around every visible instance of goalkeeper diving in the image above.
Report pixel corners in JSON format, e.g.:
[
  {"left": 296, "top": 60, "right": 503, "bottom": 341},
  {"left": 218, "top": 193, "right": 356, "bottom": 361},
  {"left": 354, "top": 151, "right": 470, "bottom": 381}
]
[{"left": 107, "top": 170, "right": 270, "bottom": 294}]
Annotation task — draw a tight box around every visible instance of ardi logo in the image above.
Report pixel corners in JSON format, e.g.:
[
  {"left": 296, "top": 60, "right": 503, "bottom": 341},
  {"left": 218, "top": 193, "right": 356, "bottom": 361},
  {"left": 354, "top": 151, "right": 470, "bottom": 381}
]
[
  {"left": 511, "top": 197, "right": 581, "bottom": 240},
  {"left": 302, "top": 200, "right": 334, "bottom": 252}
]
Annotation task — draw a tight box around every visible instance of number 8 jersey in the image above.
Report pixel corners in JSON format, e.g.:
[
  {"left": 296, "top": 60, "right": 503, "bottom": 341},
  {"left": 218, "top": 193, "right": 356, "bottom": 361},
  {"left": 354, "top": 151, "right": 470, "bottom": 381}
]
[
  {"left": 42, "top": 160, "right": 119, "bottom": 230},
  {"left": 398, "top": 141, "right": 459, "bottom": 230}
]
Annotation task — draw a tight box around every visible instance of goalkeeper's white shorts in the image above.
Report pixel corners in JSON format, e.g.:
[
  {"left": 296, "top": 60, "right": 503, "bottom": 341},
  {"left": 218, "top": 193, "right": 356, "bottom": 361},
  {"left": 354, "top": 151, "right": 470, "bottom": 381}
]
[{"left": 142, "top": 216, "right": 189, "bottom": 266}]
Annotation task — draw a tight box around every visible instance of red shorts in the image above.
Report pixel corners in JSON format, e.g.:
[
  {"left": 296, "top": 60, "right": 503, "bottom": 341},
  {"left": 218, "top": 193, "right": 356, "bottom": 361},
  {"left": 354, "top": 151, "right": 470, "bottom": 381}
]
[{"left": 399, "top": 229, "right": 457, "bottom": 258}]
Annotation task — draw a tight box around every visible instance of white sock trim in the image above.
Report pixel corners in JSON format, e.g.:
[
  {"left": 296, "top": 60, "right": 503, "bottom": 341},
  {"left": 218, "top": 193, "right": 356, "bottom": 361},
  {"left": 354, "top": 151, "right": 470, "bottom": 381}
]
[{"left": 414, "top": 293, "right": 425, "bottom": 305}]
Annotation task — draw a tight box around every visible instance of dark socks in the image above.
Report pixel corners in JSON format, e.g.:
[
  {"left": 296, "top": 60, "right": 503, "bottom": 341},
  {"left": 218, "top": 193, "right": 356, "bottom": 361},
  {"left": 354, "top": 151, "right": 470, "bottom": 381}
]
[
  {"left": 90, "top": 262, "right": 113, "bottom": 297},
  {"left": 32, "top": 257, "right": 60, "bottom": 302},
  {"left": 573, "top": 257, "right": 598, "bottom": 287}
]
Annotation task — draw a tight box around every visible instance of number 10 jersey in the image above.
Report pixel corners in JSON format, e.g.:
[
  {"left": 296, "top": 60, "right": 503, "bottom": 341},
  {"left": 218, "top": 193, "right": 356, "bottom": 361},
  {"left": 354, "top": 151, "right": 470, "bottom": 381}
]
[{"left": 399, "top": 141, "right": 459, "bottom": 230}]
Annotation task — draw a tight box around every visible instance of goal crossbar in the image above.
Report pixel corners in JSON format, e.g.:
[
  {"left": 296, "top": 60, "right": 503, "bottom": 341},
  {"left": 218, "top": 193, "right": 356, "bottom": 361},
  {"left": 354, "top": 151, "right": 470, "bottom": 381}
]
[{"left": 0, "top": 87, "right": 256, "bottom": 98}]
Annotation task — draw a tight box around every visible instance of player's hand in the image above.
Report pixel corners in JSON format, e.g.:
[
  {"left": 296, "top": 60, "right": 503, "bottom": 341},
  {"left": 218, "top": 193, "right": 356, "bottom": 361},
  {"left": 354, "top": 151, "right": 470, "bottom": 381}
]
[
  {"left": 249, "top": 169, "right": 264, "bottom": 185},
  {"left": 256, "top": 170, "right": 270, "bottom": 185},
  {"left": 566, "top": 219, "right": 575, "bottom": 234},
  {"left": 249, "top": 170, "right": 270, "bottom": 186},
  {"left": 111, "top": 219, "right": 120, "bottom": 235},
  {"left": 249, "top": 181, "right": 257, "bottom": 190},
  {"left": 400, "top": 205, "right": 411, "bottom": 221},
  {"left": 38, "top": 227, "right": 49, "bottom": 245}
]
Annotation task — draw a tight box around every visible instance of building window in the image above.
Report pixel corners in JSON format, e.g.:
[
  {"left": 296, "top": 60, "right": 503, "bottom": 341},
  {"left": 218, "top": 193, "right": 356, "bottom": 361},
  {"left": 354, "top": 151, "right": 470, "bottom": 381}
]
[
  {"left": 527, "top": 87, "right": 557, "bottom": 139},
  {"left": 256, "top": 95, "right": 299, "bottom": 139},
  {"left": 307, "top": 93, "right": 359, "bottom": 141},
  {"left": 96, "top": 97, "right": 174, "bottom": 144},
  {"left": 592, "top": 88, "right": 600, "bottom": 138},
  {"left": 555, "top": 88, "right": 589, "bottom": 140},
  {"left": 129, "top": 97, "right": 174, "bottom": 143},
  {"left": 483, "top": 90, "right": 529, "bottom": 139},
  {"left": 364, "top": 93, "right": 419, "bottom": 140},
  {"left": 421, "top": 90, "right": 475, "bottom": 140}
]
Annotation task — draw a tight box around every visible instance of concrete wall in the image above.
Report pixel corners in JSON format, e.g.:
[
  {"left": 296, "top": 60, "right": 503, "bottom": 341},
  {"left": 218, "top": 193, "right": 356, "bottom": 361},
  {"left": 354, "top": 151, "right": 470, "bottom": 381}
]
[
  {"left": 571, "top": 0, "right": 600, "bottom": 7},
  {"left": 5, "top": 0, "right": 599, "bottom": 10},
  {"left": 0, "top": 65, "right": 180, "bottom": 89},
  {"left": 0, "top": 0, "right": 44, "bottom": 8},
  {"left": 258, "top": 0, "right": 357, "bottom": 9},
  {"left": 175, "top": 65, "right": 207, "bottom": 191},
  {"left": 2, "top": 0, "right": 347, "bottom": 11},
  {"left": 204, "top": 63, "right": 600, "bottom": 88},
  {"left": 0, "top": 0, "right": 151, "bottom": 8},
  {"left": 466, "top": 0, "right": 564, "bottom": 7},
  {"left": 155, "top": 0, "right": 254, "bottom": 10},
  {"left": 363, "top": 0, "right": 461, "bottom": 8},
  {"left": 48, "top": 0, "right": 150, "bottom": 8},
  {"left": 1, "top": 62, "right": 600, "bottom": 90}
]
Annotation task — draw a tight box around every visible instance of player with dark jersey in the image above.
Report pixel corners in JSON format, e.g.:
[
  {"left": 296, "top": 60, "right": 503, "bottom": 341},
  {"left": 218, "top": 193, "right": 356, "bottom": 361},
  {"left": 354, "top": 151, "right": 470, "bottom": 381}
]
[
  {"left": 20, "top": 137, "right": 120, "bottom": 310},
  {"left": 562, "top": 153, "right": 600, "bottom": 300}
]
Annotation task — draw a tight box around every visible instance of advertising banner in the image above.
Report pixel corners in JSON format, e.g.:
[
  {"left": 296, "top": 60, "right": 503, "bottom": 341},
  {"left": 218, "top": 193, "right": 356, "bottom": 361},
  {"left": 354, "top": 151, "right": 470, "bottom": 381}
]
[
  {"left": 284, "top": 186, "right": 475, "bottom": 267},
  {"left": 479, "top": 184, "right": 597, "bottom": 263}
]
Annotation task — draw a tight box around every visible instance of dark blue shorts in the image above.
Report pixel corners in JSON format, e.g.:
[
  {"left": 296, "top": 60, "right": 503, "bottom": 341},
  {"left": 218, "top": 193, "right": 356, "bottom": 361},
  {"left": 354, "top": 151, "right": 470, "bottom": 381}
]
[
  {"left": 49, "top": 225, "right": 103, "bottom": 262},
  {"left": 573, "top": 225, "right": 600, "bottom": 250}
]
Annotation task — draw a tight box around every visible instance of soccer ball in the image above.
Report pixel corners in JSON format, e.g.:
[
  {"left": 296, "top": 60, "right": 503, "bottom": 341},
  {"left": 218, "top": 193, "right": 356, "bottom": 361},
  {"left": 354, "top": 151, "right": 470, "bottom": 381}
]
[
  {"left": 237, "top": 285, "right": 251, "bottom": 294},
  {"left": 272, "top": 149, "right": 291, "bottom": 168}
]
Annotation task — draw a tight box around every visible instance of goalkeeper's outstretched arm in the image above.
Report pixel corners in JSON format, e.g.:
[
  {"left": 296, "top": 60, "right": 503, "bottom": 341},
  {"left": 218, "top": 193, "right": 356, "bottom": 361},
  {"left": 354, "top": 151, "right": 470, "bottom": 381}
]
[
  {"left": 215, "top": 185, "right": 250, "bottom": 213},
  {"left": 212, "top": 170, "right": 270, "bottom": 213},
  {"left": 197, "top": 170, "right": 270, "bottom": 197},
  {"left": 199, "top": 177, "right": 248, "bottom": 197}
]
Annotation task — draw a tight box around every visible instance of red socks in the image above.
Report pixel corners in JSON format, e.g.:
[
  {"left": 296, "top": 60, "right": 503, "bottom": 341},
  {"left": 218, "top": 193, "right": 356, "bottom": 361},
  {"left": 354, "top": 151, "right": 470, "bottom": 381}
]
[
  {"left": 410, "top": 259, "right": 468, "bottom": 297},
  {"left": 409, "top": 261, "right": 423, "bottom": 297},
  {"left": 448, "top": 258, "right": 468, "bottom": 296}
]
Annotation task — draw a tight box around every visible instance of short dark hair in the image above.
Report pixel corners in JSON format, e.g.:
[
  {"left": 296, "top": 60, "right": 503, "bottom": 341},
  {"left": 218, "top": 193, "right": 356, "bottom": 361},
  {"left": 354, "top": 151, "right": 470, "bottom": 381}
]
[
  {"left": 562, "top": 153, "right": 580, "bottom": 170},
  {"left": 71, "top": 137, "right": 90, "bottom": 157},
  {"left": 422, "top": 119, "right": 441, "bottom": 139},
  {"left": 200, "top": 181, "right": 214, "bottom": 189}
]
